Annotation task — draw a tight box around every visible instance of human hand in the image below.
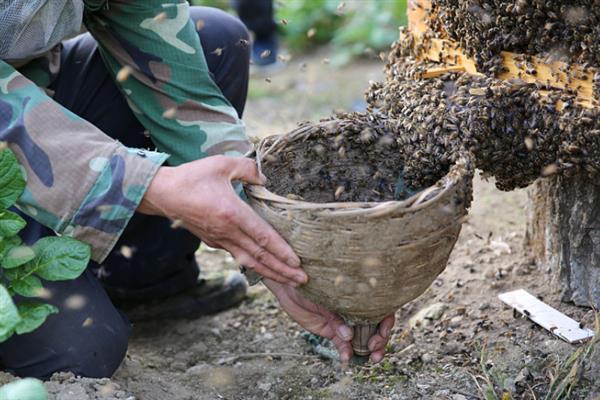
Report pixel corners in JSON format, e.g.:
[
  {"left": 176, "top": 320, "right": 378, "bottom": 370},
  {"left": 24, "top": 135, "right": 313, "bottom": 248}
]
[
  {"left": 264, "top": 279, "right": 395, "bottom": 362},
  {"left": 138, "top": 155, "right": 307, "bottom": 286}
]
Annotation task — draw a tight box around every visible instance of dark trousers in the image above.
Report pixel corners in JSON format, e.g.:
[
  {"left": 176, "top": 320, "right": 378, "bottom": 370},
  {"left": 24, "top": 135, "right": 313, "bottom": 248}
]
[
  {"left": 0, "top": 7, "right": 249, "bottom": 379},
  {"left": 235, "top": 0, "right": 277, "bottom": 40}
]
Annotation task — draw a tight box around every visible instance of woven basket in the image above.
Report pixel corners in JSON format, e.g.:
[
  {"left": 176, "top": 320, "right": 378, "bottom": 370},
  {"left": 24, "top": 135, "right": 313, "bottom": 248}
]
[{"left": 245, "top": 117, "right": 473, "bottom": 355}]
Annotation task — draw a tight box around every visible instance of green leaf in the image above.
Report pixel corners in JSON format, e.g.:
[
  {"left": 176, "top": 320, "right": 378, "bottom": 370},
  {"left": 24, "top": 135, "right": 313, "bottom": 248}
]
[
  {"left": 0, "top": 149, "right": 26, "bottom": 210},
  {"left": 2, "top": 262, "right": 33, "bottom": 281},
  {"left": 15, "top": 302, "right": 57, "bottom": 335},
  {"left": 0, "top": 378, "right": 48, "bottom": 400},
  {"left": 11, "top": 276, "right": 43, "bottom": 298},
  {"left": 0, "top": 235, "right": 22, "bottom": 263},
  {"left": 0, "top": 329, "right": 14, "bottom": 343},
  {"left": 0, "top": 284, "right": 20, "bottom": 341},
  {"left": 2, "top": 245, "right": 36, "bottom": 269},
  {"left": 0, "top": 211, "right": 26, "bottom": 237},
  {"left": 32, "top": 237, "right": 90, "bottom": 281}
]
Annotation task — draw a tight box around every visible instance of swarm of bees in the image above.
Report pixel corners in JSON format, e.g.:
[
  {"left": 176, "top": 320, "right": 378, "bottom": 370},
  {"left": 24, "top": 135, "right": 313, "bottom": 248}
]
[
  {"left": 261, "top": 114, "right": 405, "bottom": 203},
  {"left": 432, "top": 0, "right": 600, "bottom": 77},
  {"left": 365, "top": 4, "right": 600, "bottom": 192}
]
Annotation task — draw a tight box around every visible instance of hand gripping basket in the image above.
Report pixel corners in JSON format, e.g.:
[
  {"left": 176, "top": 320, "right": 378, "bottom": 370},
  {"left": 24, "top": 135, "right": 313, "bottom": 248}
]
[{"left": 245, "top": 116, "right": 473, "bottom": 356}]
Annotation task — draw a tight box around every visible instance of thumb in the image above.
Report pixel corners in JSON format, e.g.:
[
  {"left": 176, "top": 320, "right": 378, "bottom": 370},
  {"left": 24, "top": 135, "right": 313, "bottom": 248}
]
[{"left": 228, "top": 157, "right": 267, "bottom": 185}]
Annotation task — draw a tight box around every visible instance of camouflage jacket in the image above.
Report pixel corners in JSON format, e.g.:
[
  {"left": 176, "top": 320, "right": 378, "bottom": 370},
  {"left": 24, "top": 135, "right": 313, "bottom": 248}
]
[{"left": 0, "top": 0, "right": 250, "bottom": 262}]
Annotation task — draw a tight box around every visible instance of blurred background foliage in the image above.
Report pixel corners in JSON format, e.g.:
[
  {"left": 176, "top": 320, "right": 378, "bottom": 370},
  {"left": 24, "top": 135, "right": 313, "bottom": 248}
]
[{"left": 190, "top": 0, "right": 408, "bottom": 65}]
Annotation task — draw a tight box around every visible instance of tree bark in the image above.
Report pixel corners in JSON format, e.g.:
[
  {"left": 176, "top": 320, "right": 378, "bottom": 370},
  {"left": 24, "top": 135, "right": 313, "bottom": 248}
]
[{"left": 526, "top": 174, "right": 600, "bottom": 308}]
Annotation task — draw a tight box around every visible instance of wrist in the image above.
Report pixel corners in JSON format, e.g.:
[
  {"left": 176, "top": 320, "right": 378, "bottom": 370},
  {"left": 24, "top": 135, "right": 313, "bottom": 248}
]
[{"left": 138, "top": 166, "right": 174, "bottom": 217}]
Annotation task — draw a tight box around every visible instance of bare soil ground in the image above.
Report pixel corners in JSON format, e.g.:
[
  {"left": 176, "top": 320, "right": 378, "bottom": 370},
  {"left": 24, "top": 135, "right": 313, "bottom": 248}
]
[{"left": 4, "top": 49, "right": 600, "bottom": 400}]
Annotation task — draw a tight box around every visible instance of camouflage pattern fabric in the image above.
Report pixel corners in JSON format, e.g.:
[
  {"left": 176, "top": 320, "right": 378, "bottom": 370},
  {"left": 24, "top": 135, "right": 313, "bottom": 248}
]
[{"left": 0, "top": 0, "right": 251, "bottom": 262}]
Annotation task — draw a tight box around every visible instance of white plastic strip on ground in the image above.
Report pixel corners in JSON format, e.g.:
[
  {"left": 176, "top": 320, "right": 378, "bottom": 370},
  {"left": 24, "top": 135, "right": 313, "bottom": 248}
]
[{"left": 499, "top": 289, "right": 594, "bottom": 344}]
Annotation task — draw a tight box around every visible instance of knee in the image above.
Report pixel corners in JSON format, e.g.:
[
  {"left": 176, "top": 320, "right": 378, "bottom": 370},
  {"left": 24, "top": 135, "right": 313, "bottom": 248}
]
[
  {"left": 64, "top": 321, "right": 130, "bottom": 378},
  {"left": 0, "top": 314, "right": 130, "bottom": 379}
]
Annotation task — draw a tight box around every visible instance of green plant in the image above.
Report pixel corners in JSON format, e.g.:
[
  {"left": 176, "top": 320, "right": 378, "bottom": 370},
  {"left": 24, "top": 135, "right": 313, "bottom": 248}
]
[
  {"left": 471, "top": 344, "right": 509, "bottom": 400},
  {"left": 543, "top": 314, "right": 600, "bottom": 400},
  {"left": 0, "top": 145, "right": 90, "bottom": 343},
  {"left": 472, "top": 314, "right": 600, "bottom": 400},
  {"left": 190, "top": 0, "right": 407, "bottom": 64},
  {"left": 0, "top": 378, "right": 47, "bottom": 400},
  {"left": 275, "top": 0, "right": 344, "bottom": 51},
  {"left": 276, "top": 0, "right": 407, "bottom": 64},
  {"left": 330, "top": 0, "right": 408, "bottom": 65}
]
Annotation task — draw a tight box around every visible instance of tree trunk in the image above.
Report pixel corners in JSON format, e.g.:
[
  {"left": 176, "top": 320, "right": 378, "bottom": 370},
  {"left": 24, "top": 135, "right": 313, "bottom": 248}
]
[{"left": 526, "top": 174, "right": 600, "bottom": 308}]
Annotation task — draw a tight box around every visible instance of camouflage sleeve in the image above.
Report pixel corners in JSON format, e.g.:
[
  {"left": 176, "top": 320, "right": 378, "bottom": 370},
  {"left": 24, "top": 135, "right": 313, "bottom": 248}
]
[
  {"left": 0, "top": 60, "right": 169, "bottom": 262},
  {"left": 84, "top": 0, "right": 251, "bottom": 167}
]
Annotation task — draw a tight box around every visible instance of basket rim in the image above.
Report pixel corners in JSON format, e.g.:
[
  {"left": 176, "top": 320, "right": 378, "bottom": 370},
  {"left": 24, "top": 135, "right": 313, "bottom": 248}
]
[{"left": 245, "top": 118, "right": 473, "bottom": 218}]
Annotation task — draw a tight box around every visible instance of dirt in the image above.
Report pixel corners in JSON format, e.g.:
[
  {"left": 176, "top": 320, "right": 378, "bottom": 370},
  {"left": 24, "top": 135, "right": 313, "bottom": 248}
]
[{"left": 4, "top": 50, "right": 600, "bottom": 400}]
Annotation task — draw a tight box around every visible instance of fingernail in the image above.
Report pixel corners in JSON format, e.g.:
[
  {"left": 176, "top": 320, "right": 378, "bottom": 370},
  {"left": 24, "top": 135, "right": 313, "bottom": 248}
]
[
  {"left": 288, "top": 256, "right": 301, "bottom": 268},
  {"left": 383, "top": 326, "right": 391, "bottom": 338},
  {"left": 340, "top": 352, "right": 350, "bottom": 363},
  {"left": 295, "top": 272, "right": 308, "bottom": 284},
  {"left": 337, "top": 325, "right": 353, "bottom": 341},
  {"left": 259, "top": 173, "right": 267, "bottom": 184}
]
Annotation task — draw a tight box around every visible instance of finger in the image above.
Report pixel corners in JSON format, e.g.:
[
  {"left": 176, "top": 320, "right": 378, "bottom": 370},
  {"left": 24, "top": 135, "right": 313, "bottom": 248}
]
[
  {"left": 368, "top": 314, "right": 395, "bottom": 352},
  {"left": 370, "top": 349, "right": 385, "bottom": 363},
  {"left": 368, "top": 333, "right": 387, "bottom": 353},
  {"left": 332, "top": 319, "right": 353, "bottom": 342},
  {"left": 331, "top": 336, "right": 353, "bottom": 363},
  {"left": 314, "top": 306, "right": 353, "bottom": 341},
  {"left": 378, "top": 314, "right": 395, "bottom": 339},
  {"left": 226, "top": 157, "right": 267, "bottom": 185},
  {"left": 231, "top": 232, "right": 307, "bottom": 285},
  {"left": 235, "top": 200, "right": 303, "bottom": 269},
  {"left": 225, "top": 243, "right": 296, "bottom": 285}
]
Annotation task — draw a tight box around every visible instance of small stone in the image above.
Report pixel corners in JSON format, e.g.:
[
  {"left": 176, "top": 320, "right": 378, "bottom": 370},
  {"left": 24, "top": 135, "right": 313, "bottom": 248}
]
[
  {"left": 55, "top": 384, "right": 89, "bottom": 400},
  {"left": 191, "top": 342, "right": 208, "bottom": 353},
  {"left": 171, "top": 361, "right": 187, "bottom": 371},
  {"left": 258, "top": 382, "right": 273, "bottom": 392},
  {"left": 420, "top": 353, "right": 434, "bottom": 363},
  {"left": 441, "top": 342, "right": 462, "bottom": 355},
  {"left": 409, "top": 303, "right": 448, "bottom": 328},
  {"left": 515, "top": 266, "right": 531, "bottom": 275},
  {"left": 449, "top": 316, "right": 463, "bottom": 328},
  {"left": 186, "top": 364, "right": 210, "bottom": 375}
]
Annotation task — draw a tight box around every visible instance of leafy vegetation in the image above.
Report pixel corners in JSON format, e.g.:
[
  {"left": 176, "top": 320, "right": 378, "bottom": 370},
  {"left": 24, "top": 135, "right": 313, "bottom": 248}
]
[
  {"left": 277, "top": 0, "right": 407, "bottom": 64},
  {"left": 191, "top": 0, "right": 408, "bottom": 64},
  {"left": 0, "top": 145, "right": 90, "bottom": 343}
]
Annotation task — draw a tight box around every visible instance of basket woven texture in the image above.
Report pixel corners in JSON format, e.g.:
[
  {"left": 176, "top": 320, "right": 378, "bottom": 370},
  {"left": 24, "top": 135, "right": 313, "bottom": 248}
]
[{"left": 245, "top": 117, "right": 473, "bottom": 326}]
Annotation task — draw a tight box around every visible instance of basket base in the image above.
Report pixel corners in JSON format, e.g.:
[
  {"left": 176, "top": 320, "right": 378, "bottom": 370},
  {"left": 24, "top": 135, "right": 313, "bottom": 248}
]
[{"left": 351, "top": 323, "right": 379, "bottom": 356}]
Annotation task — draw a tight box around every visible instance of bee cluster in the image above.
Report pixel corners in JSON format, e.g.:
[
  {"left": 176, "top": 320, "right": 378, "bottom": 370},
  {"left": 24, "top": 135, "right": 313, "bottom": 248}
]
[
  {"left": 367, "top": 33, "right": 600, "bottom": 191},
  {"left": 432, "top": 0, "right": 600, "bottom": 77},
  {"left": 261, "top": 114, "right": 405, "bottom": 203}
]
